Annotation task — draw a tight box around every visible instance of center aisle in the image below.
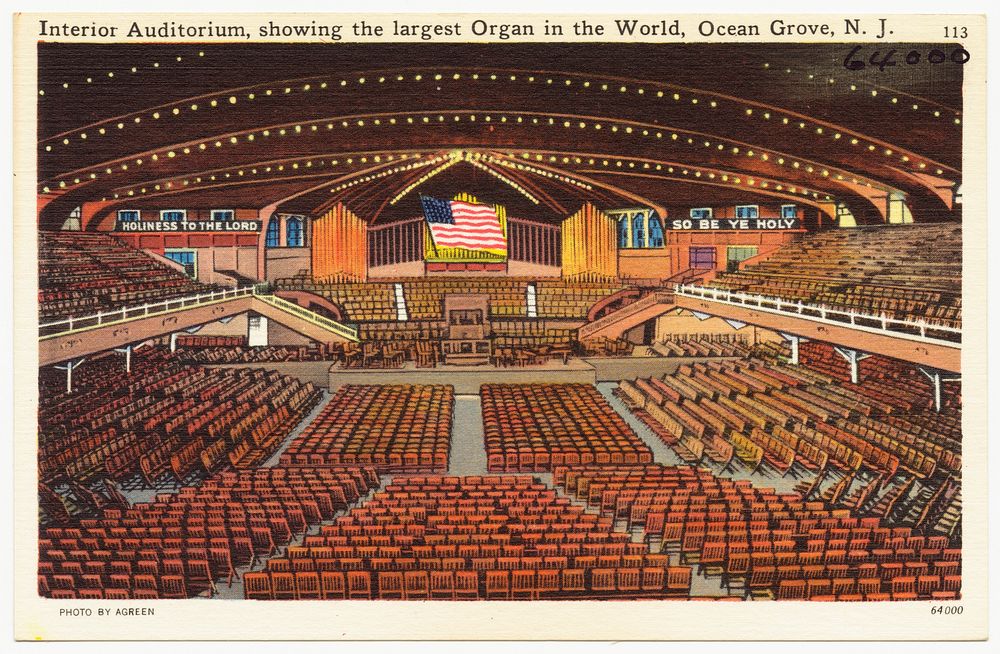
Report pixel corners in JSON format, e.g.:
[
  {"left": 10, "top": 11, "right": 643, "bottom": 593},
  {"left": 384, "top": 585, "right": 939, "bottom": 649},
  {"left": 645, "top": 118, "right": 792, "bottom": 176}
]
[
  {"left": 262, "top": 390, "right": 333, "bottom": 467},
  {"left": 448, "top": 394, "right": 489, "bottom": 476}
]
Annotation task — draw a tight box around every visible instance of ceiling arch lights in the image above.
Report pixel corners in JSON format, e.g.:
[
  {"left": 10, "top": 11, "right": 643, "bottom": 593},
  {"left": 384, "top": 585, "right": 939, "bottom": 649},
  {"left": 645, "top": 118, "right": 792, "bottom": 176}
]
[{"left": 38, "top": 66, "right": 961, "bottom": 226}]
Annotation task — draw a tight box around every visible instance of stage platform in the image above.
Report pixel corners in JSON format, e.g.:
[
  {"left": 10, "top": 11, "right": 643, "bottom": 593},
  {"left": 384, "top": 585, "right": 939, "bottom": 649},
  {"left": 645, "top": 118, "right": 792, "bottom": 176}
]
[
  {"left": 329, "top": 359, "right": 596, "bottom": 394},
  {"left": 208, "top": 355, "right": 741, "bottom": 392}
]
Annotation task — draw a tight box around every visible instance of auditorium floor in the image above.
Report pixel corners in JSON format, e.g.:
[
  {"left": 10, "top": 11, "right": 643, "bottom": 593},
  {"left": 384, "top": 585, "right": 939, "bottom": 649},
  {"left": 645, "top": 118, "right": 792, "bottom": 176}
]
[
  {"left": 448, "top": 394, "right": 490, "bottom": 476},
  {"left": 123, "top": 379, "right": 818, "bottom": 600}
]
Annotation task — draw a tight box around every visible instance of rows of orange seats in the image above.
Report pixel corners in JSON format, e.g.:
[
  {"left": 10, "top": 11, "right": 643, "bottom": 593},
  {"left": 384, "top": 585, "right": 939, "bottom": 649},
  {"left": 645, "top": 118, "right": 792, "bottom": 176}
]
[
  {"left": 276, "top": 276, "right": 625, "bottom": 322},
  {"left": 244, "top": 475, "right": 691, "bottom": 600},
  {"left": 704, "top": 224, "right": 962, "bottom": 328},
  {"left": 38, "top": 231, "right": 213, "bottom": 321},
  {"left": 481, "top": 384, "right": 653, "bottom": 472},
  {"left": 557, "top": 465, "right": 961, "bottom": 602},
  {"left": 178, "top": 345, "right": 327, "bottom": 364},
  {"left": 38, "top": 467, "right": 378, "bottom": 599},
  {"left": 38, "top": 347, "right": 321, "bottom": 488},
  {"left": 280, "top": 384, "right": 453, "bottom": 472},
  {"left": 620, "top": 357, "right": 958, "bottom": 481}
]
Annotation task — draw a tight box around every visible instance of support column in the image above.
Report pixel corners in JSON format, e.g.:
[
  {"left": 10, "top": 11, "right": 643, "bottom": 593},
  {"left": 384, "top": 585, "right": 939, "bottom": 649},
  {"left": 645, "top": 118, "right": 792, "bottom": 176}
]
[
  {"left": 248, "top": 314, "right": 269, "bottom": 347},
  {"left": 833, "top": 346, "right": 871, "bottom": 384},
  {"left": 54, "top": 358, "right": 87, "bottom": 394},
  {"left": 918, "top": 367, "right": 962, "bottom": 412},
  {"left": 780, "top": 333, "right": 803, "bottom": 365},
  {"left": 170, "top": 333, "right": 178, "bottom": 352},
  {"left": 114, "top": 345, "right": 132, "bottom": 373}
]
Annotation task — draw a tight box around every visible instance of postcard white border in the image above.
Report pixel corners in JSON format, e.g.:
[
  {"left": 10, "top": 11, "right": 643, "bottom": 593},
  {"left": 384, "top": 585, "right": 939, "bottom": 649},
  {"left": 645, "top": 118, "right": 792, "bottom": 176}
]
[{"left": 9, "top": 6, "right": 990, "bottom": 642}]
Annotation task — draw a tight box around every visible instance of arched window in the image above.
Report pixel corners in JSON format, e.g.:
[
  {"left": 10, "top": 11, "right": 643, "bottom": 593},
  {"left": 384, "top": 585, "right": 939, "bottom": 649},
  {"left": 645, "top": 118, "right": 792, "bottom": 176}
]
[
  {"left": 632, "top": 214, "right": 645, "bottom": 248},
  {"left": 265, "top": 217, "right": 280, "bottom": 247},
  {"left": 648, "top": 216, "right": 664, "bottom": 247},
  {"left": 286, "top": 217, "right": 304, "bottom": 247}
]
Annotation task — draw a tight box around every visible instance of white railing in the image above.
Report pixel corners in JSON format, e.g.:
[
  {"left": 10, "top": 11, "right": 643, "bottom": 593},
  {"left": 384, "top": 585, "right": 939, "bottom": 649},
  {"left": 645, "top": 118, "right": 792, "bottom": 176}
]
[
  {"left": 40, "top": 284, "right": 358, "bottom": 342},
  {"left": 253, "top": 293, "right": 359, "bottom": 341},
  {"left": 39, "top": 286, "right": 257, "bottom": 337},
  {"left": 674, "top": 284, "right": 961, "bottom": 346},
  {"left": 579, "top": 290, "right": 674, "bottom": 339}
]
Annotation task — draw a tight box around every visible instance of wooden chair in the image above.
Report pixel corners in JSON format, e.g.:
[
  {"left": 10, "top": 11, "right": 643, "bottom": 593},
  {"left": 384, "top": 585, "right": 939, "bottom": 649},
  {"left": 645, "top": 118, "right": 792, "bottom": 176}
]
[
  {"left": 377, "top": 571, "right": 404, "bottom": 600},
  {"left": 429, "top": 571, "right": 454, "bottom": 600},
  {"left": 510, "top": 569, "right": 537, "bottom": 600},
  {"left": 454, "top": 570, "right": 480, "bottom": 600},
  {"left": 485, "top": 570, "right": 510, "bottom": 600},
  {"left": 347, "top": 571, "right": 372, "bottom": 599},
  {"left": 320, "top": 571, "right": 346, "bottom": 599},
  {"left": 295, "top": 571, "right": 321, "bottom": 600}
]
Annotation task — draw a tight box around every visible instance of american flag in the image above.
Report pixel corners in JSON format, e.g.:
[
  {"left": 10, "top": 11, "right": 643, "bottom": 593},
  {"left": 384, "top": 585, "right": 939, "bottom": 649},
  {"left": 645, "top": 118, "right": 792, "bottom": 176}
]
[{"left": 420, "top": 195, "right": 507, "bottom": 253}]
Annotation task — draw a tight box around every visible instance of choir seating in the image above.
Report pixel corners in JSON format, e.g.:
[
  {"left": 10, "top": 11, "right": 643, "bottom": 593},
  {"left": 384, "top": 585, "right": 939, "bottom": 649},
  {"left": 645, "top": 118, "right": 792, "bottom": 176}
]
[
  {"left": 275, "top": 276, "right": 624, "bottom": 322},
  {"left": 243, "top": 475, "right": 691, "bottom": 600},
  {"left": 481, "top": 384, "right": 653, "bottom": 472}
]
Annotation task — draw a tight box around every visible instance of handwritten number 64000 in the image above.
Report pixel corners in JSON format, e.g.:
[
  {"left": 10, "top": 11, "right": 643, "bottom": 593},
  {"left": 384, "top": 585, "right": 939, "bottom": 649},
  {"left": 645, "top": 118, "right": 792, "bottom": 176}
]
[{"left": 843, "top": 45, "right": 971, "bottom": 71}]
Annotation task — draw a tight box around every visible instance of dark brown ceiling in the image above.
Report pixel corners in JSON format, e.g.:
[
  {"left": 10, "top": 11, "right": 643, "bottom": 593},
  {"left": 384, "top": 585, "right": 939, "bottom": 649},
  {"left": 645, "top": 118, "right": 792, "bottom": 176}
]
[{"left": 36, "top": 42, "right": 964, "bottom": 227}]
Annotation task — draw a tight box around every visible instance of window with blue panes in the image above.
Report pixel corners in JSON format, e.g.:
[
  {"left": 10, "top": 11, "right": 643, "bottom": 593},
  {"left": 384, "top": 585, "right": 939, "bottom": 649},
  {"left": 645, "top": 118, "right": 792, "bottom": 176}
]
[
  {"left": 619, "top": 219, "right": 630, "bottom": 248},
  {"left": 117, "top": 210, "right": 141, "bottom": 222},
  {"left": 735, "top": 205, "right": 759, "bottom": 220},
  {"left": 648, "top": 216, "right": 664, "bottom": 247},
  {"left": 165, "top": 250, "right": 197, "bottom": 278},
  {"left": 631, "top": 215, "right": 645, "bottom": 249},
  {"left": 265, "top": 217, "right": 280, "bottom": 247},
  {"left": 781, "top": 205, "right": 797, "bottom": 219},
  {"left": 690, "top": 208, "right": 713, "bottom": 220},
  {"left": 286, "top": 217, "right": 304, "bottom": 247},
  {"left": 160, "top": 209, "right": 186, "bottom": 221}
]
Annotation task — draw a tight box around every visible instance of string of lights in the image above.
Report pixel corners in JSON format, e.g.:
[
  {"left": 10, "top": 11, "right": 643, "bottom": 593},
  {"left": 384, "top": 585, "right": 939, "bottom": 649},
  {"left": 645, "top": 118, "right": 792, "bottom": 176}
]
[
  {"left": 41, "top": 109, "right": 914, "bottom": 200},
  {"left": 38, "top": 67, "right": 955, "bottom": 183}
]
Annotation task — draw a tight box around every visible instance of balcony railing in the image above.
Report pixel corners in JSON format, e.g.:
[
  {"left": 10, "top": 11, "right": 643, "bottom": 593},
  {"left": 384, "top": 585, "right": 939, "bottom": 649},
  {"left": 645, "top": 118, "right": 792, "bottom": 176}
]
[
  {"left": 578, "top": 290, "right": 674, "bottom": 339},
  {"left": 674, "top": 284, "right": 961, "bottom": 346},
  {"left": 39, "top": 283, "right": 357, "bottom": 342},
  {"left": 39, "top": 287, "right": 257, "bottom": 338},
  {"left": 253, "top": 293, "right": 358, "bottom": 341}
]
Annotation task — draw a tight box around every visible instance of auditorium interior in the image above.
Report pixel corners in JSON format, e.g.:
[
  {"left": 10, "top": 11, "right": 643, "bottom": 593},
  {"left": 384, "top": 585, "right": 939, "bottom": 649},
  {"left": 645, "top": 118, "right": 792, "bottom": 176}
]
[{"left": 35, "top": 42, "right": 964, "bottom": 602}]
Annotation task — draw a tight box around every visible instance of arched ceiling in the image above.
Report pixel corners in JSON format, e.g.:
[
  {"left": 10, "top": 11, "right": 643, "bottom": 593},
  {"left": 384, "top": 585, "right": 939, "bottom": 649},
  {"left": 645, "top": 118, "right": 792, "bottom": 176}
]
[{"left": 36, "top": 43, "right": 963, "bottom": 228}]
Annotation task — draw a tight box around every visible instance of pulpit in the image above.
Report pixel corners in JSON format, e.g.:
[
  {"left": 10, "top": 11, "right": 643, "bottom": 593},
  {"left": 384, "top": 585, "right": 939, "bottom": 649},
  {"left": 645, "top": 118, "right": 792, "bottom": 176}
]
[{"left": 442, "top": 294, "right": 492, "bottom": 365}]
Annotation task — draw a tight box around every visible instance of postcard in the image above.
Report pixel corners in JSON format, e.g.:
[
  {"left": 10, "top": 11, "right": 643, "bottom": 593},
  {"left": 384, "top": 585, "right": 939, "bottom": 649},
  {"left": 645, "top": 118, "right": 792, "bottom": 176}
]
[{"left": 12, "top": 11, "right": 988, "bottom": 640}]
